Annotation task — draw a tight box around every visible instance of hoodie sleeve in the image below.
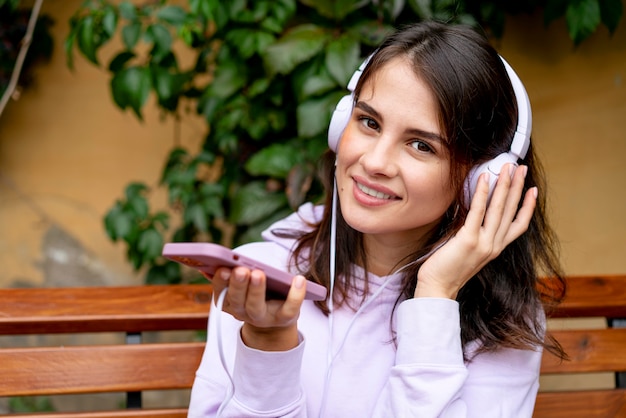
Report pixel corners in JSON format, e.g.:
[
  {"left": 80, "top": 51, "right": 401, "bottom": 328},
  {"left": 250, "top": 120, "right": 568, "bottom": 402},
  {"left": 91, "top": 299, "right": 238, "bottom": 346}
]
[
  {"left": 187, "top": 234, "right": 310, "bottom": 418},
  {"left": 372, "top": 297, "right": 542, "bottom": 418},
  {"left": 187, "top": 298, "right": 308, "bottom": 418}
]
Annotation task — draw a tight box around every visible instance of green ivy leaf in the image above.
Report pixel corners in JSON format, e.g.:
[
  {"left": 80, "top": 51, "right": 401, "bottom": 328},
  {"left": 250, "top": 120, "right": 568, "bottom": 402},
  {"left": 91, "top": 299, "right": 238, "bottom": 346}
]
[
  {"left": 566, "top": 0, "right": 601, "bottom": 45},
  {"left": 157, "top": 5, "right": 188, "bottom": 26},
  {"left": 146, "top": 261, "right": 182, "bottom": 285},
  {"left": 184, "top": 202, "right": 209, "bottom": 232},
  {"left": 297, "top": 91, "right": 344, "bottom": 138},
  {"left": 407, "top": 0, "right": 433, "bottom": 19},
  {"left": 104, "top": 203, "right": 132, "bottom": 241},
  {"left": 77, "top": 15, "right": 99, "bottom": 65},
  {"left": 102, "top": 6, "right": 118, "bottom": 37},
  {"left": 348, "top": 20, "right": 394, "bottom": 47},
  {"left": 207, "top": 52, "right": 247, "bottom": 99},
  {"left": 198, "top": 95, "right": 223, "bottom": 121},
  {"left": 230, "top": 181, "right": 288, "bottom": 225},
  {"left": 147, "top": 23, "right": 173, "bottom": 62},
  {"left": 225, "top": 28, "right": 259, "bottom": 59},
  {"left": 190, "top": 0, "right": 228, "bottom": 29},
  {"left": 326, "top": 35, "right": 361, "bottom": 86},
  {"left": 125, "top": 182, "right": 148, "bottom": 199},
  {"left": 245, "top": 143, "right": 300, "bottom": 178},
  {"left": 299, "top": 0, "right": 363, "bottom": 19},
  {"left": 599, "top": 0, "right": 623, "bottom": 34},
  {"left": 108, "top": 51, "right": 135, "bottom": 72},
  {"left": 65, "top": 31, "right": 76, "bottom": 69},
  {"left": 128, "top": 193, "right": 149, "bottom": 219},
  {"left": 152, "top": 67, "right": 177, "bottom": 101},
  {"left": 544, "top": 0, "right": 569, "bottom": 26},
  {"left": 110, "top": 66, "right": 152, "bottom": 119},
  {"left": 138, "top": 228, "right": 163, "bottom": 261},
  {"left": 119, "top": 1, "right": 137, "bottom": 21},
  {"left": 263, "top": 24, "right": 330, "bottom": 76},
  {"left": 122, "top": 22, "right": 141, "bottom": 50}
]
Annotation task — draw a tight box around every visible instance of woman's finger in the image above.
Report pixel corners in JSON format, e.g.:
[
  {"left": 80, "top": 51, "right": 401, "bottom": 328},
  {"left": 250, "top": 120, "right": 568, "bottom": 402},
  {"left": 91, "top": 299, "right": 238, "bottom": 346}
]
[
  {"left": 464, "top": 172, "right": 491, "bottom": 233},
  {"left": 210, "top": 268, "right": 231, "bottom": 304},
  {"left": 482, "top": 163, "right": 516, "bottom": 236},
  {"left": 504, "top": 186, "right": 537, "bottom": 243},
  {"left": 277, "top": 275, "right": 307, "bottom": 323},
  {"left": 244, "top": 270, "right": 268, "bottom": 321},
  {"left": 226, "top": 267, "right": 250, "bottom": 314}
]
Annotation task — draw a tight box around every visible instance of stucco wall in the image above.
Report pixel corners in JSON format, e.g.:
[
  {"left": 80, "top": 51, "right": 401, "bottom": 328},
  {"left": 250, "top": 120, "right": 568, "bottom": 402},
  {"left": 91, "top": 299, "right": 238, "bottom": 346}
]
[
  {"left": 0, "top": 0, "right": 204, "bottom": 289},
  {"left": 2, "top": 6, "right": 624, "bottom": 289}
]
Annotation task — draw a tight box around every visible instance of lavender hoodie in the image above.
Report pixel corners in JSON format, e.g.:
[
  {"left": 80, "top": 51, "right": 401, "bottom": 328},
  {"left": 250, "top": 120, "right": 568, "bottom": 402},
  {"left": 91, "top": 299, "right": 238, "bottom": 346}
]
[{"left": 188, "top": 203, "right": 542, "bottom": 417}]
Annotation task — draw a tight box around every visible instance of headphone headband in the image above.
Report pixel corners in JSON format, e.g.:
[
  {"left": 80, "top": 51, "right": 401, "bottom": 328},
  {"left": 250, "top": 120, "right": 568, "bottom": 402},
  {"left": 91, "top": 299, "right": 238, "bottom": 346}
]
[
  {"left": 499, "top": 56, "right": 531, "bottom": 159},
  {"left": 326, "top": 51, "right": 533, "bottom": 208},
  {"left": 327, "top": 53, "right": 532, "bottom": 158}
]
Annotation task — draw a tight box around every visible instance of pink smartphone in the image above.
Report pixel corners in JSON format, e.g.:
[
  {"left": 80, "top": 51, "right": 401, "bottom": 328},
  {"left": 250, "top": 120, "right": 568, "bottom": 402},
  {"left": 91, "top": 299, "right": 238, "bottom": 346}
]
[{"left": 162, "top": 242, "right": 327, "bottom": 301}]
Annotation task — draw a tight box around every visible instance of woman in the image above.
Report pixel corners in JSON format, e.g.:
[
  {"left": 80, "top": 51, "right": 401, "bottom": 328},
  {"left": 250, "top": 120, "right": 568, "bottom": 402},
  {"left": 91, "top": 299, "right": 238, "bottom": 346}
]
[{"left": 188, "top": 20, "right": 565, "bottom": 417}]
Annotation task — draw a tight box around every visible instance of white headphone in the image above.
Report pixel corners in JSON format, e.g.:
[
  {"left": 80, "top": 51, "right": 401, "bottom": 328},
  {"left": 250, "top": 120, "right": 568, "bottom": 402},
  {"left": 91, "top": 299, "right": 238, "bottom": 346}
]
[{"left": 327, "top": 53, "right": 532, "bottom": 208}]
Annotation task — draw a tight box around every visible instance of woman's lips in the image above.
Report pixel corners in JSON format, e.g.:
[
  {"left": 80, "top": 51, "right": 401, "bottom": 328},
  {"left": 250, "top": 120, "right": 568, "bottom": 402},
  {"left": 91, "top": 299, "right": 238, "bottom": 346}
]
[
  {"left": 356, "top": 182, "right": 394, "bottom": 200},
  {"left": 352, "top": 176, "right": 400, "bottom": 205}
]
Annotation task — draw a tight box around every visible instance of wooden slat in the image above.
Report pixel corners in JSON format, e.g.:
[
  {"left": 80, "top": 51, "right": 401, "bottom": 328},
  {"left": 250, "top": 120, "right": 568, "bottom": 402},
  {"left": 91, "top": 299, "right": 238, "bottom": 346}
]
[
  {"left": 0, "top": 285, "right": 212, "bottom": 334},
  {"left": 541, "top": 328, "right": 626, "bottom": 373},
  {"left": 534, "top": 389, "right": 626, "bottom": 417},
  {"left": 0, "top": 342, "right": 205, "bottom": 397},
  {"left": 550, "top": 275, "right": 626, "bottom": 318},
  {"left": 0, "top": 410, "right": 187, "bottom": 418}
]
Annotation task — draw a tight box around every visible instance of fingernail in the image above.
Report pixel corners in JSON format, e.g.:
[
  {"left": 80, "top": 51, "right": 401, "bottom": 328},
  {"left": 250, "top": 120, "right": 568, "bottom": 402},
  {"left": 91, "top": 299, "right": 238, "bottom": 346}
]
[
  {"left": 522, "top": 165, "right": 529, "bottom": 178},
  {"left": 508, "top": 164, "right": 515, "bottom": 178},
  {"left": 234, "top": 270, "right": 246, "bottom": 282},
  {"left": 250, "top": 272, "right": 262, "bottom": 286},
  {"left": 294, "top": 275, "right": 305, "bottom": 289},
  {"left": 482, "top": 172, "right": 490, "bottom": 184},
  {"left": 220, "top": 270, "right": 230, "bottom": 281},
  {"left": 532, "top": 187, "right": 538, "bottom": 198}
]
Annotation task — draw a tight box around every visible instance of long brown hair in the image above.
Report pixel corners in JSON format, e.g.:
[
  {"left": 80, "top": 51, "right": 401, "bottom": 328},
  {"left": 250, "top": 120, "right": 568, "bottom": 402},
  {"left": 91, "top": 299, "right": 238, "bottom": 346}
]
[{"left": 287, "top": 21, "right": 566, "bottom": 359}]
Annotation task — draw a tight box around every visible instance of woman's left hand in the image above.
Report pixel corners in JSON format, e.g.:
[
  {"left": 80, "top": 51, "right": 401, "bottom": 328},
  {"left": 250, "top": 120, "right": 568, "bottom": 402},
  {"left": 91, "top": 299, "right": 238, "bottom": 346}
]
[{"left": 415, "top": 164, "right": 537, "bottom": 299}]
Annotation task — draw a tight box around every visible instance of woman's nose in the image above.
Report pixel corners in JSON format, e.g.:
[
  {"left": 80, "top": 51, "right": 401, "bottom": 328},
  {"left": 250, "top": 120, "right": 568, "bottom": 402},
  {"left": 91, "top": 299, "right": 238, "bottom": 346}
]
[{"left": 359, "top": 136, "right": 398, "bottom": 177}]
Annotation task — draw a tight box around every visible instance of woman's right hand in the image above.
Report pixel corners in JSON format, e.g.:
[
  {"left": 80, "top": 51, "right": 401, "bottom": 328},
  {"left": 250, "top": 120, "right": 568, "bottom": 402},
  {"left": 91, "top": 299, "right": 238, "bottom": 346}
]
[{"left": 209, "top": 266, "right": 307, "bottom": 351}]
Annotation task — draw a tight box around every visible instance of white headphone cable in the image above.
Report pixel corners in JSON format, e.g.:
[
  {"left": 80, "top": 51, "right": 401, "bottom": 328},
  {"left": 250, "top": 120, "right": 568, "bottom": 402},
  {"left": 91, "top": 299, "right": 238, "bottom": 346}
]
[{"left": 214, "top": 287, "right": 234, "bottom": 417}]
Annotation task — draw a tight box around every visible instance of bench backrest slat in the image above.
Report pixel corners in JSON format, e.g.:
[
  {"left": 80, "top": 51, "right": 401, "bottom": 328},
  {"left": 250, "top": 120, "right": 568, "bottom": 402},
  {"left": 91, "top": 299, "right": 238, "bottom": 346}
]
[
  {"left": 0, "top": 285, "right": 212, "bottom": 334},
  {"left": 549, "top": 275, "right": 626, "bottom": 318},
  {"left": 541, "top": 328, "right": 626, "bottom": 374},
  {"left": 0, "top": 343, "right": 205, "bottom": 396},
  {"left": 534, "top": 389, "right": 626, "bottom": 418}
]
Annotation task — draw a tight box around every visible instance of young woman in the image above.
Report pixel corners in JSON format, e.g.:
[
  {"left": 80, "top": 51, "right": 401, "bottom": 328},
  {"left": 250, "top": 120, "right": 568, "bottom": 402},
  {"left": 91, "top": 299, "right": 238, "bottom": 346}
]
[{"left": 188, "top": 21, "right": 565, "bottom": 417}]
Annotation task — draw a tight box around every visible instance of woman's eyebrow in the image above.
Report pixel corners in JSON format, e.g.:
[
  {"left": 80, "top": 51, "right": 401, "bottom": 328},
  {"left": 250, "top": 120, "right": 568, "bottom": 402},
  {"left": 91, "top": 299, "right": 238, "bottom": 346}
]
[
  {"left": 355, "top": 101, "right": 444, "bottom": 144},
  {"left": 355, "top": 101, "right": 381, "bottom": 120}
]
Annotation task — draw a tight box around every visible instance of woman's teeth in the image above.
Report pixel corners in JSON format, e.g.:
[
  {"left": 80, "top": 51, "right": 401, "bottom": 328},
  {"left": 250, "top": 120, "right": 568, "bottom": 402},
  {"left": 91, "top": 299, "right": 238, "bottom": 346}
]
[{"left": 357, "top": 182, "right": 393, "bottom": 200}]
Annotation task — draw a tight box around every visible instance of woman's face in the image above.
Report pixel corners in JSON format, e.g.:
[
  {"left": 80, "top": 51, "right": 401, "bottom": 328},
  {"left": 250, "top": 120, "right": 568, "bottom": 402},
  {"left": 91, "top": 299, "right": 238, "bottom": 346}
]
[{"left": 336, "top": 56, "right": 456, "bottom": 248}]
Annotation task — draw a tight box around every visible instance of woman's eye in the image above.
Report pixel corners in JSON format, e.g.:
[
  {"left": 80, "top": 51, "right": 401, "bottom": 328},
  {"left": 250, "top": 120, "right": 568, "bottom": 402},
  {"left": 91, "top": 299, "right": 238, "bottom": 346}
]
[
  {"left": 359, "top": 116, "right": 379, "bottom": 131},
  {"left": 411, "top": 140, "right": 433, "bottom": 153}
]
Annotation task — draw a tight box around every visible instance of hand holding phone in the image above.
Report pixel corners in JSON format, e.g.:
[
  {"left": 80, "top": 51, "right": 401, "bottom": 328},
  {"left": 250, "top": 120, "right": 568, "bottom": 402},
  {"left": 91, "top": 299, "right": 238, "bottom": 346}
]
[{"left": 162, "top": 242, "right": 327, "bottom": 301}]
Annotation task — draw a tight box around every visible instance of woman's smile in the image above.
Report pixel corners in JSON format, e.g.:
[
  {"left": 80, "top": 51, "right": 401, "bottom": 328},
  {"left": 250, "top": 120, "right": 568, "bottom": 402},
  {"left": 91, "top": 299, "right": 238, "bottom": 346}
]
[{"left": 353, "top": 176, "right": 399, "bottom": 202}]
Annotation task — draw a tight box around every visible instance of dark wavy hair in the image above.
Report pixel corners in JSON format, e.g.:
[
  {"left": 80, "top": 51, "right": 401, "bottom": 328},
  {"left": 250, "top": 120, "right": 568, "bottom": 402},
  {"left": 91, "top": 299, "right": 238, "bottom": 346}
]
[{"left": 286, "top": 21, "right": 566, "bottom": 359}]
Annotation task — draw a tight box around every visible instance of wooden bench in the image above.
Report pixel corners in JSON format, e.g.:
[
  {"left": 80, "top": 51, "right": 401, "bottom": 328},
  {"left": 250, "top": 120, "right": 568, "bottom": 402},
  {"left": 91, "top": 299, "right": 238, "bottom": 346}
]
[
  {"left": 535, "top": 274, "right": 626, "bottom": 417},
  {"left": 0, "top": 275, "right": 625, "bottom": 417},
  {"left": 0, "top": 284, "right": 212, "bottom": 417}
]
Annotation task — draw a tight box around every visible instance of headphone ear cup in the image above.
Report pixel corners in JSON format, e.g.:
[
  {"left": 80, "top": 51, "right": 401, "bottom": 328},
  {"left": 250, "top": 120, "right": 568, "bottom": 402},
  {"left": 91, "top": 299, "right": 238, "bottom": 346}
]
[
  {"left": 463, "top": 152, "right": 519, "bottom": 208},
  {"left": 328, "top": 94, "right": 354, "bottom": 152}
]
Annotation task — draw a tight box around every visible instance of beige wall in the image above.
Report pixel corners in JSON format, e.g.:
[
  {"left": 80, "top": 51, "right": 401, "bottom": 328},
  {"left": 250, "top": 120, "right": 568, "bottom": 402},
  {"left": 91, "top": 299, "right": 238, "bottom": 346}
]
[
  {"left": 1, "top": 4, "right": 625, "bottom": 289},
  {"left": 0, "top": 0, "right": 204, "bottom": 287},
  {"left": 500, "top": 14, "right": 626, "bottom": 276}
]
